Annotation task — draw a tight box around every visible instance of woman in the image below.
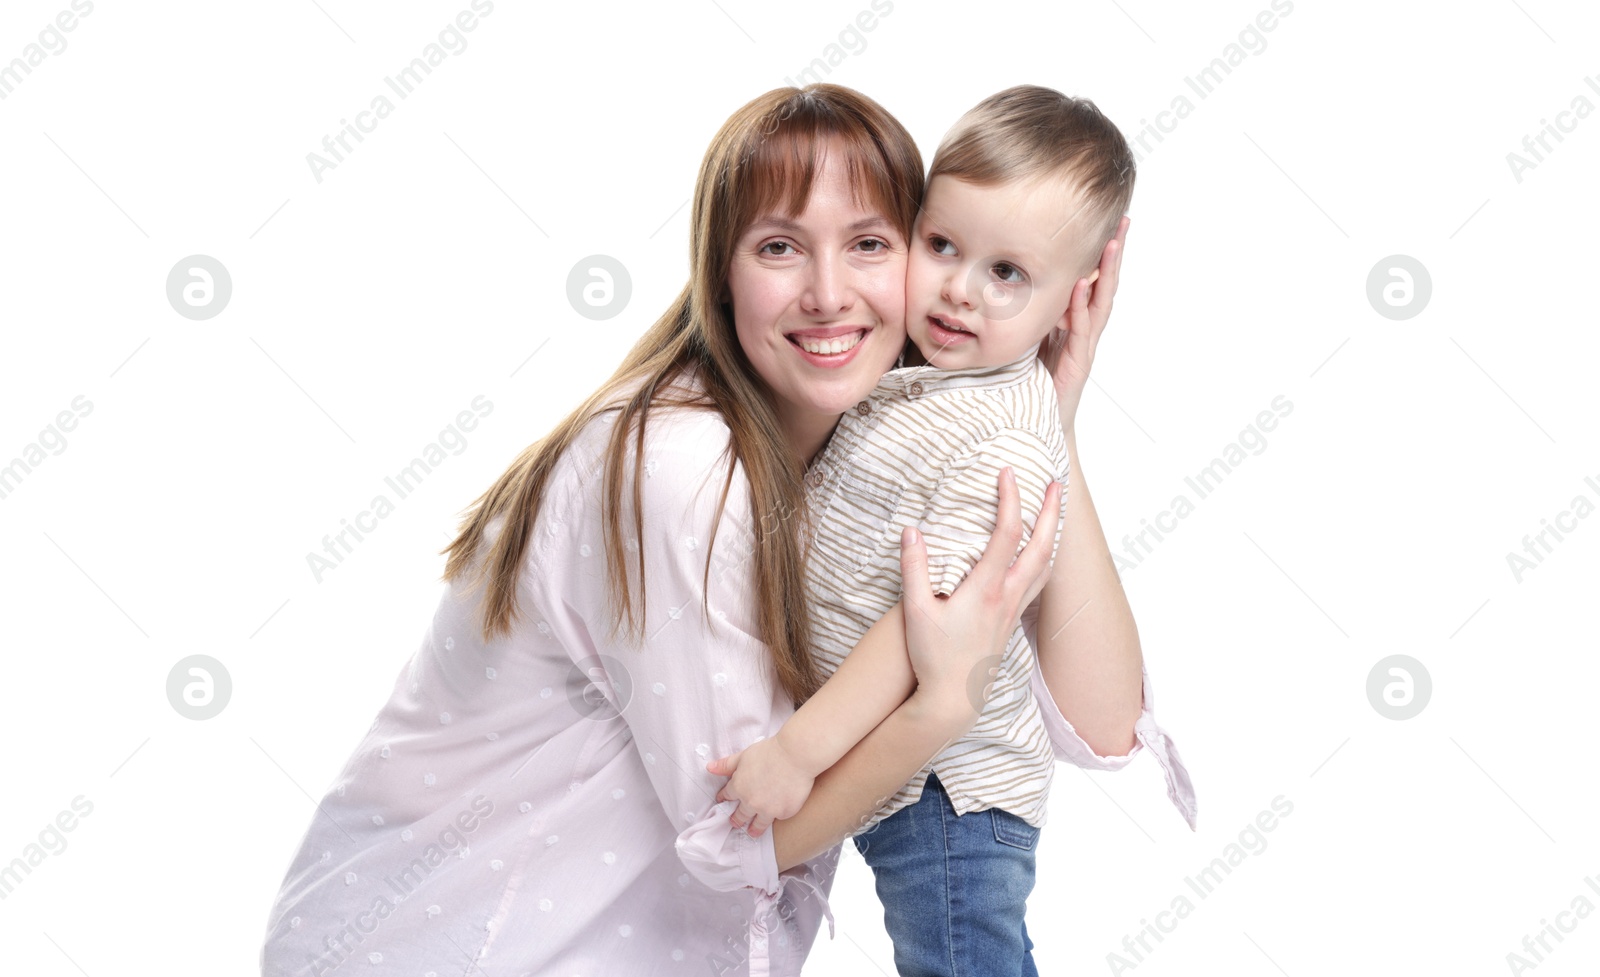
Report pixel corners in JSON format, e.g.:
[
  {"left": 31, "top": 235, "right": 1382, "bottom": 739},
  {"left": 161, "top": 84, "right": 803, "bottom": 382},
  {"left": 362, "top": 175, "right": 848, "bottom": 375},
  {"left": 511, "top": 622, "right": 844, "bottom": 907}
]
[{"left": 259, "top": 84, "right": 1149, "bottom": 977}]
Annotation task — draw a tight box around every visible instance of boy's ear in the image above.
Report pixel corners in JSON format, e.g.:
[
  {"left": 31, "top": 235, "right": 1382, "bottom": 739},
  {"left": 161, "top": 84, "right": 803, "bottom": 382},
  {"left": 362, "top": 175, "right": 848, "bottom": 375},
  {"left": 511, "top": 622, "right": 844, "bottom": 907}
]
[
  {"left": 1049, "top": 266, "right": 1101, "bottom": 337},
  {"left": 1051, "top": 303, "right": 1072, "bottom": 338},
  {"left": 1058, "top": 268, "right": 1100, "bottom": 328}
]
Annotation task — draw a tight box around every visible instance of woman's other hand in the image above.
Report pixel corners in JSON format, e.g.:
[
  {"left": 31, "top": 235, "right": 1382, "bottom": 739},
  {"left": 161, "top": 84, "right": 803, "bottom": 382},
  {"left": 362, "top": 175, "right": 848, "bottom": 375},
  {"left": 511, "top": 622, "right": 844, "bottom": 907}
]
[
  {"left": 1050, "top": 215, "right": 1128, "bottom": 434},
  {"left": 898, "top": 467, "right": 1063, "bottom": 729}
]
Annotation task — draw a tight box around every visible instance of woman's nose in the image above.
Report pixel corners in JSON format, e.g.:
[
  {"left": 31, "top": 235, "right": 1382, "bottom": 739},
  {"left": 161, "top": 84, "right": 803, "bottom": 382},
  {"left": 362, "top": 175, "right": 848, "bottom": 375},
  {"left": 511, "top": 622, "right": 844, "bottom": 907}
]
[{"left": 800, "top": 255, "right": 850, "bottom": 316}]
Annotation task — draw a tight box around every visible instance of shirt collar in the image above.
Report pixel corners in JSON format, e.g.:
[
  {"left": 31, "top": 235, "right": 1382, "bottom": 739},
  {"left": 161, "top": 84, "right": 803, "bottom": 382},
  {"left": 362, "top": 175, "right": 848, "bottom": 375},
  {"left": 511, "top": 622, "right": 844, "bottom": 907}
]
[{"left": 878, "top": 340, "right": 1044, "bottom": 397}]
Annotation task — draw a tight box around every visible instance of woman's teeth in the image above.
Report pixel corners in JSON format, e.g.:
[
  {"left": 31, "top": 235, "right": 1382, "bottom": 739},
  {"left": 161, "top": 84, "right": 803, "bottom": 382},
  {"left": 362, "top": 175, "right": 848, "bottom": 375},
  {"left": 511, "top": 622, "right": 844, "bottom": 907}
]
[{"left": 795, "top": 331, "right": 864, "bottom": 355}]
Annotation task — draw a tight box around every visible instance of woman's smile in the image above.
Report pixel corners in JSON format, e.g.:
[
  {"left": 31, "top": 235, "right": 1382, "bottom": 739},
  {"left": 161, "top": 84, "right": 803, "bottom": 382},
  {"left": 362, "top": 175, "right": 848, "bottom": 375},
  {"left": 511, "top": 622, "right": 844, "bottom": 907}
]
[{"left": 787, "top": 325, "right": 870, "bottom": 361}]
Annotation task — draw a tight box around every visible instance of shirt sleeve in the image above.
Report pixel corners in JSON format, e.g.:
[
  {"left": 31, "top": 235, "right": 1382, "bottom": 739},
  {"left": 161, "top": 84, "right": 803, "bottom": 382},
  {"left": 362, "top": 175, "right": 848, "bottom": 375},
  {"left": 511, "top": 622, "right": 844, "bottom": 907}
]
[
  {"left": 918, "top": 428, "right": 1067, "bottom": 599},
  {"left": 1019, "top": 601, "right": 1199, "bottom": 830},
  {"left": 559, "top": 409, "right": 796, "bottom": 896}
]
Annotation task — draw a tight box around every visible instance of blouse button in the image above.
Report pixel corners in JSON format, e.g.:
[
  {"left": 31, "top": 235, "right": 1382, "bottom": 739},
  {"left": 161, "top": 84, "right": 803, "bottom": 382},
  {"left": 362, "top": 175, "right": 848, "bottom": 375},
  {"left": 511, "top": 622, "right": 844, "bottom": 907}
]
[
  {"left": 806, "top": 469, "right": 825, "bottom": 488},
  {"left": 908, "top": 381, "right": 925, "bottom": 396},
  {"left": 855, "top": 400, "right": 872, "bottom": 416}
]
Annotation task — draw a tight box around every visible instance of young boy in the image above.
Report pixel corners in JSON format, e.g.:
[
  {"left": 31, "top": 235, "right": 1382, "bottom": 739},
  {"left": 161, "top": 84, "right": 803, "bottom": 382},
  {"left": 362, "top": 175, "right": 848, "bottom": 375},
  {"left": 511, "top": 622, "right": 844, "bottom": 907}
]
[{"left": 709, "top": 85, "right": 1196, "bottom": 974}]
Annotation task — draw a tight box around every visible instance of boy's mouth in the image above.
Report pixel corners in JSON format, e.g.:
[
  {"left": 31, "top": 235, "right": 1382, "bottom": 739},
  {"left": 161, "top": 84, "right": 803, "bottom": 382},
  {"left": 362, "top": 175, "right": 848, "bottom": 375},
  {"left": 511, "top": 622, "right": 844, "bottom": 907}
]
[{"left": 926, "top": 314, "right": 976, "bottom": 345}]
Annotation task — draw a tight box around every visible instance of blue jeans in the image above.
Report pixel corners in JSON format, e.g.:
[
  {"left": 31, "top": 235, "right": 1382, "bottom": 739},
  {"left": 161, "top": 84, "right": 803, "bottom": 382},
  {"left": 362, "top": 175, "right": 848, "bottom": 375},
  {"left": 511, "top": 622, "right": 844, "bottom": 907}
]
[{"left": 851, "top": 771, "right": 1040, "bottom": 977}]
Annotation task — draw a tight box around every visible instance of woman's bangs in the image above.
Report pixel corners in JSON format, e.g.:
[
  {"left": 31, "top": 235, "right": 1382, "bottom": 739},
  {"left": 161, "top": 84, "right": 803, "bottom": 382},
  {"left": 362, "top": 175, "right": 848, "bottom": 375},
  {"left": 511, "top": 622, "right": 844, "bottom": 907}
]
[{"left": 731, "top": 119, "right": 910, "bottom": 239}]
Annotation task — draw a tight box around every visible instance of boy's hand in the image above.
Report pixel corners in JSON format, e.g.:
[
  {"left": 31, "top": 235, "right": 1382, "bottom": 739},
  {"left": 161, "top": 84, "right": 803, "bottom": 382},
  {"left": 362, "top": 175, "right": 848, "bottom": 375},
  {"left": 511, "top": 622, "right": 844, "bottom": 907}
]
[
  {"left": 706, "top": 736, "right": 816, "bottom": 838},
  {"left": 1047, "top": 215, "right": 1128, "bottom": 434}
]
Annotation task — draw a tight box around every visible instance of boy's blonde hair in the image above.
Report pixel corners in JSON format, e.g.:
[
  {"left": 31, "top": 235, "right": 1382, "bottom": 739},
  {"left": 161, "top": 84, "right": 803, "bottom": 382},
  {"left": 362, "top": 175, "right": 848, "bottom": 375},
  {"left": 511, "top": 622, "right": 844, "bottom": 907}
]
[{"left": 929, "top": 84, "right": 1135, "bottom": 274}]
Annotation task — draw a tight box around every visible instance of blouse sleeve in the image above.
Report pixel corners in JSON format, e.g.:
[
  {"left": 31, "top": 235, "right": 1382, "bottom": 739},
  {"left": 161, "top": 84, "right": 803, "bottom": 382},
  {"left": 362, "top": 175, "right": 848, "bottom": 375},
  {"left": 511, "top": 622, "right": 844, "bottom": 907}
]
[
  {"left": 559, "top": 408, "right": 795, "bottom": 895},
  {"left": 1019, "top": 601, "right": 1199, "bottom": 830}
]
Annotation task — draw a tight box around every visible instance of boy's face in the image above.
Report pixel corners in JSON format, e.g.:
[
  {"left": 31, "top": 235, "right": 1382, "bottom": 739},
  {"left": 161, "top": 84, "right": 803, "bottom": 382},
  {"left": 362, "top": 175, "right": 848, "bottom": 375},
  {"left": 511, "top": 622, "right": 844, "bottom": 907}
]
[{"left": 905, "top": 173, "right": 1097, "bottom": 369}]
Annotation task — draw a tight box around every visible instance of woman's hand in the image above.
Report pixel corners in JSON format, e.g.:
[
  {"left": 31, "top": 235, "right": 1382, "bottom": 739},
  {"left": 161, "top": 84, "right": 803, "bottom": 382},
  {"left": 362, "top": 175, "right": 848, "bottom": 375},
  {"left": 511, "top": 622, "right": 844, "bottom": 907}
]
[
  {"left": 898, "top": 467, "right": 1064, "bottom": 727},
  {"left": 1049, "top": 215, "right": 1129, "bottom": 435},
  {"left": 706, "top": 736, "right": 816, "bottom": 839}
]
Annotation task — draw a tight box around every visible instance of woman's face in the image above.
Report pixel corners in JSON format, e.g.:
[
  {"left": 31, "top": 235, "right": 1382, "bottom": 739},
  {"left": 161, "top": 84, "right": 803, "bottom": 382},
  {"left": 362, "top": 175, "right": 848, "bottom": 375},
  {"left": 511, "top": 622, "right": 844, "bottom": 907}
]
[{"left": 726, "top": 140, "right": 908, "bottom": 458}]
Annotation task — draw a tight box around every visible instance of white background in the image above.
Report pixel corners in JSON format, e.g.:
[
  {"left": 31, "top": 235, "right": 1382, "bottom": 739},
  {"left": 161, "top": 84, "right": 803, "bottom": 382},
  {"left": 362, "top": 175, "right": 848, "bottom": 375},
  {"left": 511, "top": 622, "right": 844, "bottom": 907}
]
[{"left": 1, "top": 0, "right": 1597, "bottom": 974}]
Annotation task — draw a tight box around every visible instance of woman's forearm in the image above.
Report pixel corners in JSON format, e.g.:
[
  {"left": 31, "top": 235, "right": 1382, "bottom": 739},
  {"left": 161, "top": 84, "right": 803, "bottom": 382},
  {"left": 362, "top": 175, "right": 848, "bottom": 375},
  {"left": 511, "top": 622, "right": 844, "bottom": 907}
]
[
  {"left": 771, "top": 688, "right": 967, "bottom": 872},
  {"left": 1034, "top": 429, "right": 1144, "bottom": 756}
]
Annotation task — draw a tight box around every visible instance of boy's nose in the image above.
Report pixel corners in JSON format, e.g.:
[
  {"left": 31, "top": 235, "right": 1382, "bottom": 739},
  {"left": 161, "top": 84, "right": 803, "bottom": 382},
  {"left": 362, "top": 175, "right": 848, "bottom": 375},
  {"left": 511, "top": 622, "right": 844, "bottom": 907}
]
[{"left": 941, "top": 266, "right": 974, "bottom": 309}]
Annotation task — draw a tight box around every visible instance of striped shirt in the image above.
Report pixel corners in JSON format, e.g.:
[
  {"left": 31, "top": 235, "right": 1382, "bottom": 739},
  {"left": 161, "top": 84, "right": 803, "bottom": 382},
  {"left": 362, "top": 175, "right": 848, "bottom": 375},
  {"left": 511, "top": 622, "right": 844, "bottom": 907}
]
[{"left": 802, "top": 345, "right": 1070, "bottom": 829}]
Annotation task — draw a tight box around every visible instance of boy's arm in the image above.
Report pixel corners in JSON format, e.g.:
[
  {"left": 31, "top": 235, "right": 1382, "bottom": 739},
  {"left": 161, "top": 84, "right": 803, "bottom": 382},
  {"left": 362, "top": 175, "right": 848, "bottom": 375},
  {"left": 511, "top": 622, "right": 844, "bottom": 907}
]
[
  {"left": 777, "top": 599, "right": 914, "bottom": 772},
  {"left": 707, "top": 601, "right": 916, "bottom": 835},
  {"left": 772, "top": 479, "right": 1064, "bottom": 871},
  {"left": 712, "top": 431, "right": 1055, "bottom": 835},
  {"left": 770, "top": 681, "right": 966, "bottom": 872}
]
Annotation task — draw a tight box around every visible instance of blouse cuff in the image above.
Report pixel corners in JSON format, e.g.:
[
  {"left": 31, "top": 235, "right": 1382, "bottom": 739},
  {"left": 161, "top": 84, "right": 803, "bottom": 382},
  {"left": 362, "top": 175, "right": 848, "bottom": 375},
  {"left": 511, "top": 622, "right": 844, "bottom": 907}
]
[
  {"left": 673, "top": 798, "right": 781, "bottom": 893},
  {"left": 676, "top": 801, "right": 836, "bottom": 977},
  {"left": 1030, "top": 660, "right": 1199, "bottom": 830}
]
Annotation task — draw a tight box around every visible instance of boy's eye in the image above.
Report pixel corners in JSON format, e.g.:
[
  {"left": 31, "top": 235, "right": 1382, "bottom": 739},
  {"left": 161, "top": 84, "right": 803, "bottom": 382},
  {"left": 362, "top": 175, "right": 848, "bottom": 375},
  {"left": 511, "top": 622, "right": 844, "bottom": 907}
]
[
  {"left": 992, "top": 262, "right": 1024, "bottom": 284},
  {"left": 928, "top": 236, "right": 955, "bottom": 256},
  {"left": 759, "top": 241, "right": 795, "bottom": 256}
]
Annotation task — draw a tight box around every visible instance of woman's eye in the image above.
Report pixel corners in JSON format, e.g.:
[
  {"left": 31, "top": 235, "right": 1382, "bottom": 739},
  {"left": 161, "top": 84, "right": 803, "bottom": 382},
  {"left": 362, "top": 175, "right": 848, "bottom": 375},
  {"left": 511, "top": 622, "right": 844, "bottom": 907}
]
[
  {"left": 759, "top": 241, "right": 795, "bottom": 256},
  {"left": 929, "top": 236, "right": 955, "bottom": 256},
  {"left": 992, "top": 262, "right": 1024, "bottom": 284},
  {"left": 857, "top": 237, "right": 889, "bottom": 254}
]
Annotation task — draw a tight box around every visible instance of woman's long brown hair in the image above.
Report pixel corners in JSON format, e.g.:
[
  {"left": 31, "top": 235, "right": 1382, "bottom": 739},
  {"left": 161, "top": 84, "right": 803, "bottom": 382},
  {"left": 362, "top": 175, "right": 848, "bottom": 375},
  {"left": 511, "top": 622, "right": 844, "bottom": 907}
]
[{"left": 440, "top": 84, "right": 925, "bottom": 705}]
